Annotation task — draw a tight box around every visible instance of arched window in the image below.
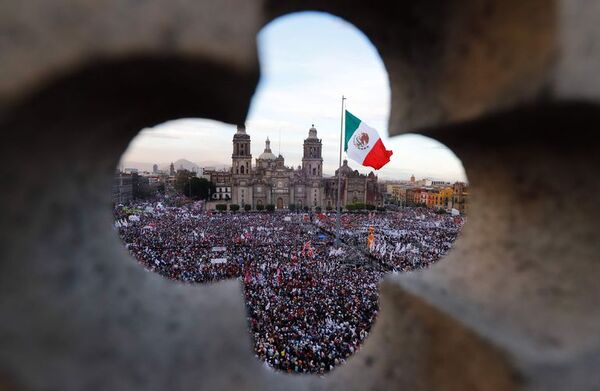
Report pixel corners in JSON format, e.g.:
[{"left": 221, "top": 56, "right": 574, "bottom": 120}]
[{"left": 240, "top": 165, "right": 245, "bottom": 174}]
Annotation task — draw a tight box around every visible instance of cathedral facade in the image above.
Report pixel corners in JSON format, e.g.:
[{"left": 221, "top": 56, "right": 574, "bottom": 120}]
[{"left": 208, "top": 124, "right": 381, "bottom": 210}]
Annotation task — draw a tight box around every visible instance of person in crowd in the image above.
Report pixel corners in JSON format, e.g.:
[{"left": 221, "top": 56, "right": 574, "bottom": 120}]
[{"left": 115, "top": 199, "right": 462, "bottom": 374}]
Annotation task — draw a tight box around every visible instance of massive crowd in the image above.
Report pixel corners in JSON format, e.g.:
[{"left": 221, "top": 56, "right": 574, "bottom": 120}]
[
  {"left": 315, "top": 209, "right": 463, "bottom": 272},
  {"left": 114, "top": 200, "right": 463, "bottom": 374}
]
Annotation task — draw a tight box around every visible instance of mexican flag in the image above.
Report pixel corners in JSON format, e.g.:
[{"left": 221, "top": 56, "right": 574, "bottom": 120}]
[{"left": 344, "top": 110, "right": 393, "bottom": 170}]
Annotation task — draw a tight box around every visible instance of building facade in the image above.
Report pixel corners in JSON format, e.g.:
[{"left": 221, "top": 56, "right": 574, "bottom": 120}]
[
  {"left": 112, "top": 172, "right": 133, "bottom": 204},
  {"left": 207, "top": 170, "right": 232, "bottom": 201},
  {"left": 208, "top": 125, "right": 381, "bottom": 210}
]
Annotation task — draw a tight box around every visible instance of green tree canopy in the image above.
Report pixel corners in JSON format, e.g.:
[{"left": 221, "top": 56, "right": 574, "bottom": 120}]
[{"left": 175, "top": 170, "right": 215, "bottom": 200}]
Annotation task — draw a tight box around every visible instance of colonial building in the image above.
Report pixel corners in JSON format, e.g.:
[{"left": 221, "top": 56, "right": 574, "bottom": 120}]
[
  {"left": 208, "top": 170, "right": 232, "bottom": 201},
  {"left": 322, "top": 160, "right": 381, "bottom": 209},
  {"left": 450, "top": 181, "right": 469, "bottom": 214},
  {"left": 208, "top": 124, "right": 381, "bottom": 210},
  {"left": 112, "top": 171, "right": 133, "bottom": 204}
]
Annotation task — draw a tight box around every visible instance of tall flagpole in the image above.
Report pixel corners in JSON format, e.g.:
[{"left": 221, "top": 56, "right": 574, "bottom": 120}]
[{"left": 335, "top": 95, "right": 346, "bottom": 247}]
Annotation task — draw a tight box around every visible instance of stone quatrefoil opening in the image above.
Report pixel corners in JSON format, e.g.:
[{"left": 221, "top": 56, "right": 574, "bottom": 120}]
[{"left": 113, "top": 11, "right": 467, "bottom": 375}]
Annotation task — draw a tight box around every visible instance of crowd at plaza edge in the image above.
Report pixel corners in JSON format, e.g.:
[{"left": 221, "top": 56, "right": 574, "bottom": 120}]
[{"left": 114, "top": 196, "right": 463, "bottom": 374}]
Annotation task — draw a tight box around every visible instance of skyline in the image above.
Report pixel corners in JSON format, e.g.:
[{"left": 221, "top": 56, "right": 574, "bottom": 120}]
[{"left": 121, "top": 12, "right": 467, "bottom": 183}]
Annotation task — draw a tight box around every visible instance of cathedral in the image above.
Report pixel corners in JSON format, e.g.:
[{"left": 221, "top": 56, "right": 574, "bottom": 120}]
[{"left": 208, "top": 124, "right": 381, "bottom": 210}]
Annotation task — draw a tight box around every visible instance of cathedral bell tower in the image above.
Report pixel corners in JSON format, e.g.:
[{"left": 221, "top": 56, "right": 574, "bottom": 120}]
[
  {"left": 302, "top": 124, "right": 323, "bottom": 178},
  {"left": 232, "top": 124, "right": 252, "bottom": 176},
  {"left": 231, "top": 124, "right": 252, "bottom": 207}
]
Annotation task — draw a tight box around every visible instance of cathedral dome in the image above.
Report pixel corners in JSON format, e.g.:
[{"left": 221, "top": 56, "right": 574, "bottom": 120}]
[
  {"left": 307, "top": 124, "right": 318, "bottom": 139},
  {"left": 258, "top": 137, "right": 277, "bottom": 160},
  {"left": 335, "top": 159, "right": 354, "bottom": 176},
  {"left": 259, "top": 151, "right": 277, "bottom": 160}
]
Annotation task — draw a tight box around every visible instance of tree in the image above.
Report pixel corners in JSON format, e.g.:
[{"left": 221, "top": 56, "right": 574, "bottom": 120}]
[
  {"left": 230, "top": 204, "right": 240, "bottom": 212},
  {"left": 326, "top": 206, "right": 333, "bottom": 211},
  {"left": 189, "top": 177, "right": 216, "bottom": 200},
  {"left": 266, "top": 204, "right": 275, "bottom": 212},
  {"left": 244, "top": 204, "right": 251, "bottom": 212},
  {"left": 174, "top": 170, "right": 215, "bottom": 200},
  {"left": 288, "top": 204, "right": 296, "bottom": 212},
  {"left": 303, "top": 206, "right": 309, "bottom": 212},
  {"left": 315, "top": 206, "right": 322, "bottom": 212},
  {"left": 215, "top": 204, "right": 227, "bottom": 212},
  {"left": 256, "top": 204, "right": 265, "bottom": 211},
  {"left": 366, "top": 204, "right": 376, "bottom": 211},
  {"left": 174, "top": 169, "right": 193, "bottom": 195}
]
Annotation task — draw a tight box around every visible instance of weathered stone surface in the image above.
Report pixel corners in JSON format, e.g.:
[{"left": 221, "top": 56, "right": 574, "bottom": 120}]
[
  {"left": 0, "top": 0, "right": 262, "bottom": 117},
  {"left": 1, "top": 1, "right": 599, "bottom": 390},
  {"left": 412, "top": 106, "right": 600, "bottom": 390}
]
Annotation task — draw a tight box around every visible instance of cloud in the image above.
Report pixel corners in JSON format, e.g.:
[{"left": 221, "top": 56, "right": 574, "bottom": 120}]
[{"left": 120, "top": 12, "right": 466, "bottom": 183}]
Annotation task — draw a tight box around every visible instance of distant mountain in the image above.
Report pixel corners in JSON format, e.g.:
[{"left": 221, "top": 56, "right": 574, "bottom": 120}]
[
  {"left": 173, "top": 159, "right": 199, "bottom": 172},
  {"left": 195, "top": 161, "right": 230, "bottom": 170},
  {"left": 121, "top": 159, "right": 229, "bottom": 173}
]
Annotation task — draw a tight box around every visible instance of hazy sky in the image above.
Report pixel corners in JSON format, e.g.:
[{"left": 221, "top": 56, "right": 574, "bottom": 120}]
[{"left": 122, "top": 12, "right": 467, "bottom": 182}]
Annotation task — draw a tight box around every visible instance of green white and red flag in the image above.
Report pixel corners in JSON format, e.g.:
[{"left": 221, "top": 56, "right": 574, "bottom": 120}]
[{"left": 344, "top": 110, "right": 393, "bottom": 170}]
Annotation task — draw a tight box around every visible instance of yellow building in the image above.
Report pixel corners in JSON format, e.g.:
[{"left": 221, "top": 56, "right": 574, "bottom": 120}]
[
  {"left": 451, "top": 182, "right": 469, "bottom": 214},
  {"left": 437, "top": 187, "right": 454, "bottom": 209},
  {"left": 425, "top": 187, "right": 454, "bottom": 210}
]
